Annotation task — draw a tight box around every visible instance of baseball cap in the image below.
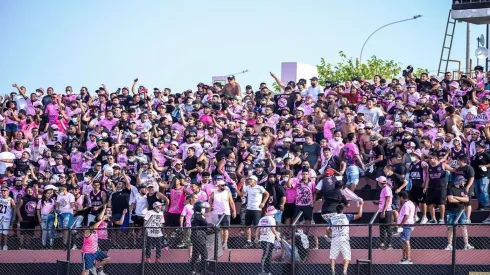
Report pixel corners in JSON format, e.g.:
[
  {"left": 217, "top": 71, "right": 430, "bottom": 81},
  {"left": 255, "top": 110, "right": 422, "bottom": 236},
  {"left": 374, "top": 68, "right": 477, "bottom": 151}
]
[
  {"left": 1, "top": 187, "right": 8, "bottom": 191},
  {"left": 375, "top": 176, "right": 388, "bottom": 183},
  {"left": 248, "top": 175, "right": 258, "bottom": 181},
  {"left": 310, "top": 77, "right": 319, "bottom": 81},
  {"left": 153, "top": 202, "right": 163, "bottom": 208},
  {"left": 394, "top": 122, "right": 402, "bottom": 128},
  {"left": 370, "top": 135, "right": 379, "bottom": 141}
]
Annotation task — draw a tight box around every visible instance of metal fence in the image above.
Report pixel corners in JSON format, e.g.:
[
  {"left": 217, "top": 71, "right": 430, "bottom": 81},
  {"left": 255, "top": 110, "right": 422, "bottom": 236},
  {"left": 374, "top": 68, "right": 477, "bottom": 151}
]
[{"left": 0, "top": 213, "right": 489, "bottom": 275}]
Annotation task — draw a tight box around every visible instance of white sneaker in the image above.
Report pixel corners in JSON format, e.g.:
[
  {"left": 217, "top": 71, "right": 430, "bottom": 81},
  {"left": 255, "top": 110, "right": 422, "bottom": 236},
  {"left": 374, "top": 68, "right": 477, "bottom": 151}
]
[
  {"left": 465, "top": 219, "right": 471, "bottom": 224},
  {"left": 324, "top": 235, "right": 331, "bottom": 243},
  {"left": 2, "top": 245, "right": 7, "bottom": 250},
  {"left": 98, "top": 270, "right": 108, "bottom": 275},
  {"left": 483, "top": 217, "right": 490, "bottom": 224},
  {"left": 427, "top": 219, "right": 437, "bottom": 224},
  {"left": 420, "top": 216, "right": 428, "bottom": 224},
  {"left": 438, "top": 219, "right": 445, "bottom": 225},
  {"left": 445, "top": 244, "right": 452, "bottom": 250},
  {"left": 72, "top": 244, "right": 77, "bottom": 250},
  {"left": 89, "top": 268, "right": 97, "bottom": 275},
  {"left": 415, "top": 216, "right": 420, "bottom": 223},
  {"left": 464, "top": 244, "right": 474, "bottom": 250}
]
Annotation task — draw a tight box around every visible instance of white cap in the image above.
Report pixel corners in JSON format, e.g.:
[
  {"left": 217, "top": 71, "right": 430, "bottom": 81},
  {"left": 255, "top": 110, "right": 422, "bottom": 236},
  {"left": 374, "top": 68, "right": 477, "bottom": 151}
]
[
  {"left": 248, "top": 175, "right": 258, "bottom": 181},
  {"left": 394, "top": 122, "right": 403, "bottom": 128},
  {"left": 375, "top": 176, "right": 388, "bottom": 183}
]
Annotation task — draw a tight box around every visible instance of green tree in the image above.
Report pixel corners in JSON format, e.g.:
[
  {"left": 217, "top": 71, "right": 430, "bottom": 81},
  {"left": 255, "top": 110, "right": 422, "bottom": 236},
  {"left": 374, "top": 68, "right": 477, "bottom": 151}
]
[
  {"left": 414, "top": 67, "right": 429, "bottom": 77},
  {"left": 271, "top": 82, "right": 282, "bottom": 94},
  {"left": 317, "top": 51, "right": 402, "bottom": 84}
]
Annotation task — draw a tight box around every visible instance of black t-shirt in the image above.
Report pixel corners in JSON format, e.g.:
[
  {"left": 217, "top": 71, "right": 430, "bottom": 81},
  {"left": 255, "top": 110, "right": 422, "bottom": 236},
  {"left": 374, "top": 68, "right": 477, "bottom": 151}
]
[
  {"left": 387, "top": 173, "right": 405, "bottom": 201},
  {"left": 264, "top": 183, "right": 286, "bottom": 209},
  {"left": 110, "top": 188, "right": 131, "bottom": 215},
  {"left": 184, "top": 155, "right": 198, "bottom": 178},
  {"left": 322, "top": 189, "right": 348, "bottom": 214},
  {"left": 413, "top": 109, "right": 431, "bottom": 123},
  {"left": 221, "top": 129, "right": 239, "bottom": 147},
  {"left": 393, "top": 163, "right": 406, "bottom": 178},
  {"left": 446, "top": 185, "right": 466, "bottom": 212},
  {"left": 470, "top": 152, "right": 490, "bottom": 179},
  {"left": 453, "top": 165, "right": 475, "bottom": 182},
  {"left": 370, "top": 145, "right": 386, "bottom": 168}
]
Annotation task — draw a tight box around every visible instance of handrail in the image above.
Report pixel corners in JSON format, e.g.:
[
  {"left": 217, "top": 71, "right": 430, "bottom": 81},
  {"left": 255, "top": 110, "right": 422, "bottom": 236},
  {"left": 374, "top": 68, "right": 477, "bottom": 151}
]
[
  {"left": 369, "top": 209, "right": 380, "bottom": 225},
  {"left": 215, "top": 214, "right": 226, "bottom": 227},
  {"left": 455, "top": 208, "right": 465, "bottom": 223},
  {"left": 70, "top": 216, "right": 83, "bottom": 230},
  {"left": 292, "top": 211, "right": 303, "bottom": 226}
]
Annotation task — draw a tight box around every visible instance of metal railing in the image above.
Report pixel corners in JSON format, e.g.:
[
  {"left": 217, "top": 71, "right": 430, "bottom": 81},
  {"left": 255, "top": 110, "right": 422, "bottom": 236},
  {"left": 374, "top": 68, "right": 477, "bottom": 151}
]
[{"left": 1, "top": 221, "right": 489, "bottom": 275}]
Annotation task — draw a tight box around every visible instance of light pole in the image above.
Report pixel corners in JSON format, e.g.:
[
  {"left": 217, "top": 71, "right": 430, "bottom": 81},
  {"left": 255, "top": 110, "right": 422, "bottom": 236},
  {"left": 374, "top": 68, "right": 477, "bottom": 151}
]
[{"left": 359, "top": 15, "right": 422, "bottom": 64}]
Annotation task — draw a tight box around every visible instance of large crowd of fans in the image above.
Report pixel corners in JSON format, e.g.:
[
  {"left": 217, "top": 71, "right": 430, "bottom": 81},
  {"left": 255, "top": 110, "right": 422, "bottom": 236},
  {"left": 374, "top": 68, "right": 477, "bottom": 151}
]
[{"left": 0, "top": 67, "right": 490, "bottom": 274}]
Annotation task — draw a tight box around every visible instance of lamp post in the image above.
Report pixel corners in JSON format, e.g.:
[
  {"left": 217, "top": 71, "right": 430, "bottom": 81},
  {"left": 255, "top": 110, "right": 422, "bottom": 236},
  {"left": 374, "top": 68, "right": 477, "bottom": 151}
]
[{"left": 359, "top": 15, "right": 422, "bottom": 64}]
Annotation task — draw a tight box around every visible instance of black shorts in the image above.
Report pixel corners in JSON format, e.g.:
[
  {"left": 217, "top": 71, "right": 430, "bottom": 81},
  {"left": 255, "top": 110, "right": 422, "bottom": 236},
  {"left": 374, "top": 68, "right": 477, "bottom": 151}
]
[
  {"left": 20, "top": 220, "right": 36, "bottom": 236},
  {"left": 294, "top": 206, "right": 313, "bottom": 222},
  {"left": 426, "top": 188, "right": 447, "bottom": 206},
  {"left": 166, "top": 212, "right": 180, "bottom": 227},
  {"left": 245, "top": 210, "right": 262, "bottom": 226},
  {"left": 217, "top": 214, "right": 231, "bottom": 227},
  {"left": 282, "top": 203, "right": 295, "bottom": 220},
  {"left": 410, "top": 186, "right": 426, "bottom": 203},
  {"left": 131, "top": 215, "right": 145, "bottom": 227}
]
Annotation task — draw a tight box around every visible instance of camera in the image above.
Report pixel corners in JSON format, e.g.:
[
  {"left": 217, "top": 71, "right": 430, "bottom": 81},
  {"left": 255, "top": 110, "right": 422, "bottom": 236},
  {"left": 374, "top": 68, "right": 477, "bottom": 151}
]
[{"left": 402, "top": 65, "right": 414, "bottom": 77}]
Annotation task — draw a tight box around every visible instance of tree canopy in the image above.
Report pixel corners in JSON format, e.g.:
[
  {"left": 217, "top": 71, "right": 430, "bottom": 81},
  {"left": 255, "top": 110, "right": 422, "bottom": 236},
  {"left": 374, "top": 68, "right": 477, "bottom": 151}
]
[{"left": 316, "top": 51, "right": 403, "bottom": 84}]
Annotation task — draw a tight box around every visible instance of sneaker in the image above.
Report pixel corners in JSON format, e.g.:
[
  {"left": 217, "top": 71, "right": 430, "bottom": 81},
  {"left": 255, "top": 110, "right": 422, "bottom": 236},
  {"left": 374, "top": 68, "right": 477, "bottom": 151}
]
[
  {"left": 405, "top": 260, "right": 413, "bottom": 264},
  {"left": 222, "top": 243, "right": 228, "bottom": 250},
  {"left": 427, "top": 219, "right": 437, "bottom": 224},
  {"left": 155, "top": 258, "right": 164, "bottom": 263},
  {"left": 464, "top": 244, "right": 475, "bottom": 250},
  {"left": 163, "top": 246, "right": 169, "bottom": 252},
  {"left": 438, "top": 219, "right": 445, "bottom": 224},
  {"left": 420, "top": 216, "right": 428, "bottom": 224},
  {"left": 415, "top": 216, "right": 420, "bottom": 223},
  {"left": 72, "top": 244, "right": 77, "bottom": 250},
  {"left": 445, "top": 244, "right": 453, "bottom": 250},
  {"left": 170, "top": 232, "right": 177, "bottom": 238},
  {"left": 244, "top": 241, "right": 253, "bottom": 248},
  {"left": 398, "top": 258, "right": 407, "bottom": 264},
  {"left": 483, "top": 217, "right": 490, "bottom": 224},
  {"left": 176, "top": 242, "right": 186, "bottom": 248},
  {"left": 145, "top": 258, "right": 152, "bottom": 263},
  {"left": 2, "top": 245, "right": 7, "bottom": 251},
  {"left": 98, "top": 270, "right": 108, "bottom": 275},
  {"left": 88, "top": 267, "right": 97, "bottom": 275}
]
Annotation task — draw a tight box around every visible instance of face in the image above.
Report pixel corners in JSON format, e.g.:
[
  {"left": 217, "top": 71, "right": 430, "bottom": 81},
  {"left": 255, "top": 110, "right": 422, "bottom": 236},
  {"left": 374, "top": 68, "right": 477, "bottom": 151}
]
[{"left": 301, "top": 171, "right": 309, "bottom": 181}]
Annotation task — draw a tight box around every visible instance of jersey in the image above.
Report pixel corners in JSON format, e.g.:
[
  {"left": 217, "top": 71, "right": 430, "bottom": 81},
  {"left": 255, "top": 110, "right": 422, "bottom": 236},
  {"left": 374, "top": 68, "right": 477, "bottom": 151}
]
[
  {"left": 328, "top": 213, "right": 354, "bottom": 239},
  {"left": 0, "top": 197, "right": 13, "bottom": 222}
]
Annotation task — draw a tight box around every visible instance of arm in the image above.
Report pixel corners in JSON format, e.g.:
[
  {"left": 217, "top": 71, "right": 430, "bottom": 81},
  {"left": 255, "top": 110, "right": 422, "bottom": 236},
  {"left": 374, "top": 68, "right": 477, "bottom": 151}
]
[
  {"left": 113, "top": 209, "right": 128, "bottom": 225},
  {"left": 228, "top": 191, "right": 236, "bottom": 218},
  {"left": 270, "top": 72, "right": 286, "bottom": 90},
  {"left": 353, "top": 201, "right": 364, "bottom": 220},
  {"left": 260, "top": 190, "right": 270, "bottom": 208},
  {"left": 208, "top": 192, "right": 214, "bottom": 211}
]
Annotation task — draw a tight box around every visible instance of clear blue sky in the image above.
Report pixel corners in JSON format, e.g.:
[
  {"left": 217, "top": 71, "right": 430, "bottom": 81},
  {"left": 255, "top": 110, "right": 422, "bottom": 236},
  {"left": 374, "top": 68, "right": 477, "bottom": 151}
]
[{"left": 0, "top": 0, "right": 488, "bottom": 94}]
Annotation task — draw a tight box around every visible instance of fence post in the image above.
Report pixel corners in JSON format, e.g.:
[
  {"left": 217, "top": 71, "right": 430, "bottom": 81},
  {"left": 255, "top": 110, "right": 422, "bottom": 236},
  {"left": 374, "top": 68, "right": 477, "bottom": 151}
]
[
  {"left": 66, "top": 228, "right": 72, "bottom": 273},
  {"left": 140, "top": 229, "right": 147, "bottom": 275},
  {"left": 213, "top": 215, "right": 225, "bottom": 274},
  {"left": 368, "top": 210, "right": 379, "bottom": 275},
  {"left": 452, "top": 209, "right": 464, "bottom": 275},
  {"left": 291, "top": 211, "right": 303, "bottom": 275}
]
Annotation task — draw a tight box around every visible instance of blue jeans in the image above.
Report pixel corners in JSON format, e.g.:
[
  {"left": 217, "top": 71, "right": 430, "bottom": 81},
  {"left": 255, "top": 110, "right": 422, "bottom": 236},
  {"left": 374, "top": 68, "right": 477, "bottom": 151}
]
[
  {"left": 345, "top": 165, "right": 360, "bottom": 185},
  {"left": 475, "top": 177, "right": 489, "bottom": 207},
  {"left": 41, "top": 214, "right": 55, "bottom": 246}
]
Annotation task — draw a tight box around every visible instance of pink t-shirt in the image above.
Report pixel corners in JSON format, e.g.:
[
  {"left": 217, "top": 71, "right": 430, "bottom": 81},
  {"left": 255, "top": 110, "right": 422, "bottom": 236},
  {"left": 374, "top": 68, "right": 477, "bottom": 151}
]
[
  {"left": 168, "top": 187, "right": 186, "bottom": 214},
  {"left": 398, "top": 200, "right": 415, "bottom": 225},
  {"left": 378, "top": 186, "right": 393, "bottom": 212},
  {"left": 343, "top": 142, "right": 359, "bottom": 166},
  {"left": 284, "top": 180, "right": 298, "bottom": 204},
  {"left": 99, "top": 118, "right": 119, "bottom": 131},
  {"left": 37, "top": 199, "right": 55, "bottom": 215},
  {"left": 181, "top": 204, "right": 194, "bottom": 227},
  {"left": 323, "top": 119, "right": 335, "bottom": 140},
  {"left": 295, "top": 181, "right": 316, "bottom": 206},
  {"left": 203, "top": 183, "right": 217, "bottom": 198},
  {"left": 70, "top": 152, "right": 84, "bottom": 173}
]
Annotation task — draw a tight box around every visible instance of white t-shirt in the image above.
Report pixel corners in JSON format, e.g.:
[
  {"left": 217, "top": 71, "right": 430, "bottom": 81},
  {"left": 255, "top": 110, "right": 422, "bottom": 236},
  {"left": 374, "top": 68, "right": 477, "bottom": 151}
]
[
  {"left": 244, "top": 185, "right": 266, "bottom": 211},
  {"left": 328, "top": 213, "right": 354, "bottom": 239},
  {"left": 144, "top": 210, "right": 164, "bottom": 237},
  {"left": 258, "top": 215, "right": 276, "bottom": 243},
  {"left": 56, "top": 193, "right": 75, "bottom": 214},
  {"left": 0, "top": 152, "right": 15, "bottom": 174},
  {"left": 134, "top": 193, "right": 148, "bottom": 216},
  {"left": 357, "top": 106, "right": 383, "bottom": 128}
]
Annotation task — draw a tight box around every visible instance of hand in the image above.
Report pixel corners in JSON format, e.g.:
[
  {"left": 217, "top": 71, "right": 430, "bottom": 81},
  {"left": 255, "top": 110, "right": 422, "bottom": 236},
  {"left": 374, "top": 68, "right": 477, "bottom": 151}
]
[
  {"left": 423, "top": 188, "right": 428, "bottom": 194},
  {"left": 232, "top": 212, "right": 236, "bottom": 219},
  {"left": 259, "top": 203, "right": 264, "bottom": 209},
  {"left": 12, "top": 84, "right": 17, "bottom": 88},
  {"left": 280, "top": 205, "right": 284, "bottom": 211},
  {"left": 359, "top": 200, "right": 364, "bottom": 206},
  {"left": 380, "top": 211, "right": 385, "bottom": 219},
  {"left": 134, "top": 78, "right": 138, "bottom": 83},
  {"left": 123, "top": 209, "right": 128, "bottom": 215},
  {"left": 395, "top": 188, "right": 401, "bottom": 194}
]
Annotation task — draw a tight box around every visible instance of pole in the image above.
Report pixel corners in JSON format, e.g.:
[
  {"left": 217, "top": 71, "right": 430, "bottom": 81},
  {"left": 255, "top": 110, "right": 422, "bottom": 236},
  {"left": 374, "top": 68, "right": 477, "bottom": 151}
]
[
  {"left": 486, "top": 24, "right": 489, "bottom": 71},
  {"left": 466, "top": 23, "right": 471, "bottom": 74},
  {"left": 141, "top": 230, "right": 147, "bottom": 275},
  {"left": 359, "top": 15, "right": 422, "bottom": 64},
  {"left": 477, "top": 37, "right": 480, "bottom": 66}
]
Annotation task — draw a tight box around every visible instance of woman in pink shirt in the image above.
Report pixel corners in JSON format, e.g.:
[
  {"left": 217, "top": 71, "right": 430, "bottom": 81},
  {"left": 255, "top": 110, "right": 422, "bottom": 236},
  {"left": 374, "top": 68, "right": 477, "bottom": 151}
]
[
  {"left": 37, "top": 189, "right": 56, "bottom": 247},
  {"left": 282, "top": 173, "right": 298, "bottom": 226},
  {"left": 180, "top": 194, "right": 197, "bottom": 258},
  {"left": 375, "top": 176, "right": 393, "bottom": 249},
  {"left": 4, "top": 101, "right": 21, "bottom": 141},
  {"left": 166, "top": 176, "right": 186, "bottom": 227}
]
